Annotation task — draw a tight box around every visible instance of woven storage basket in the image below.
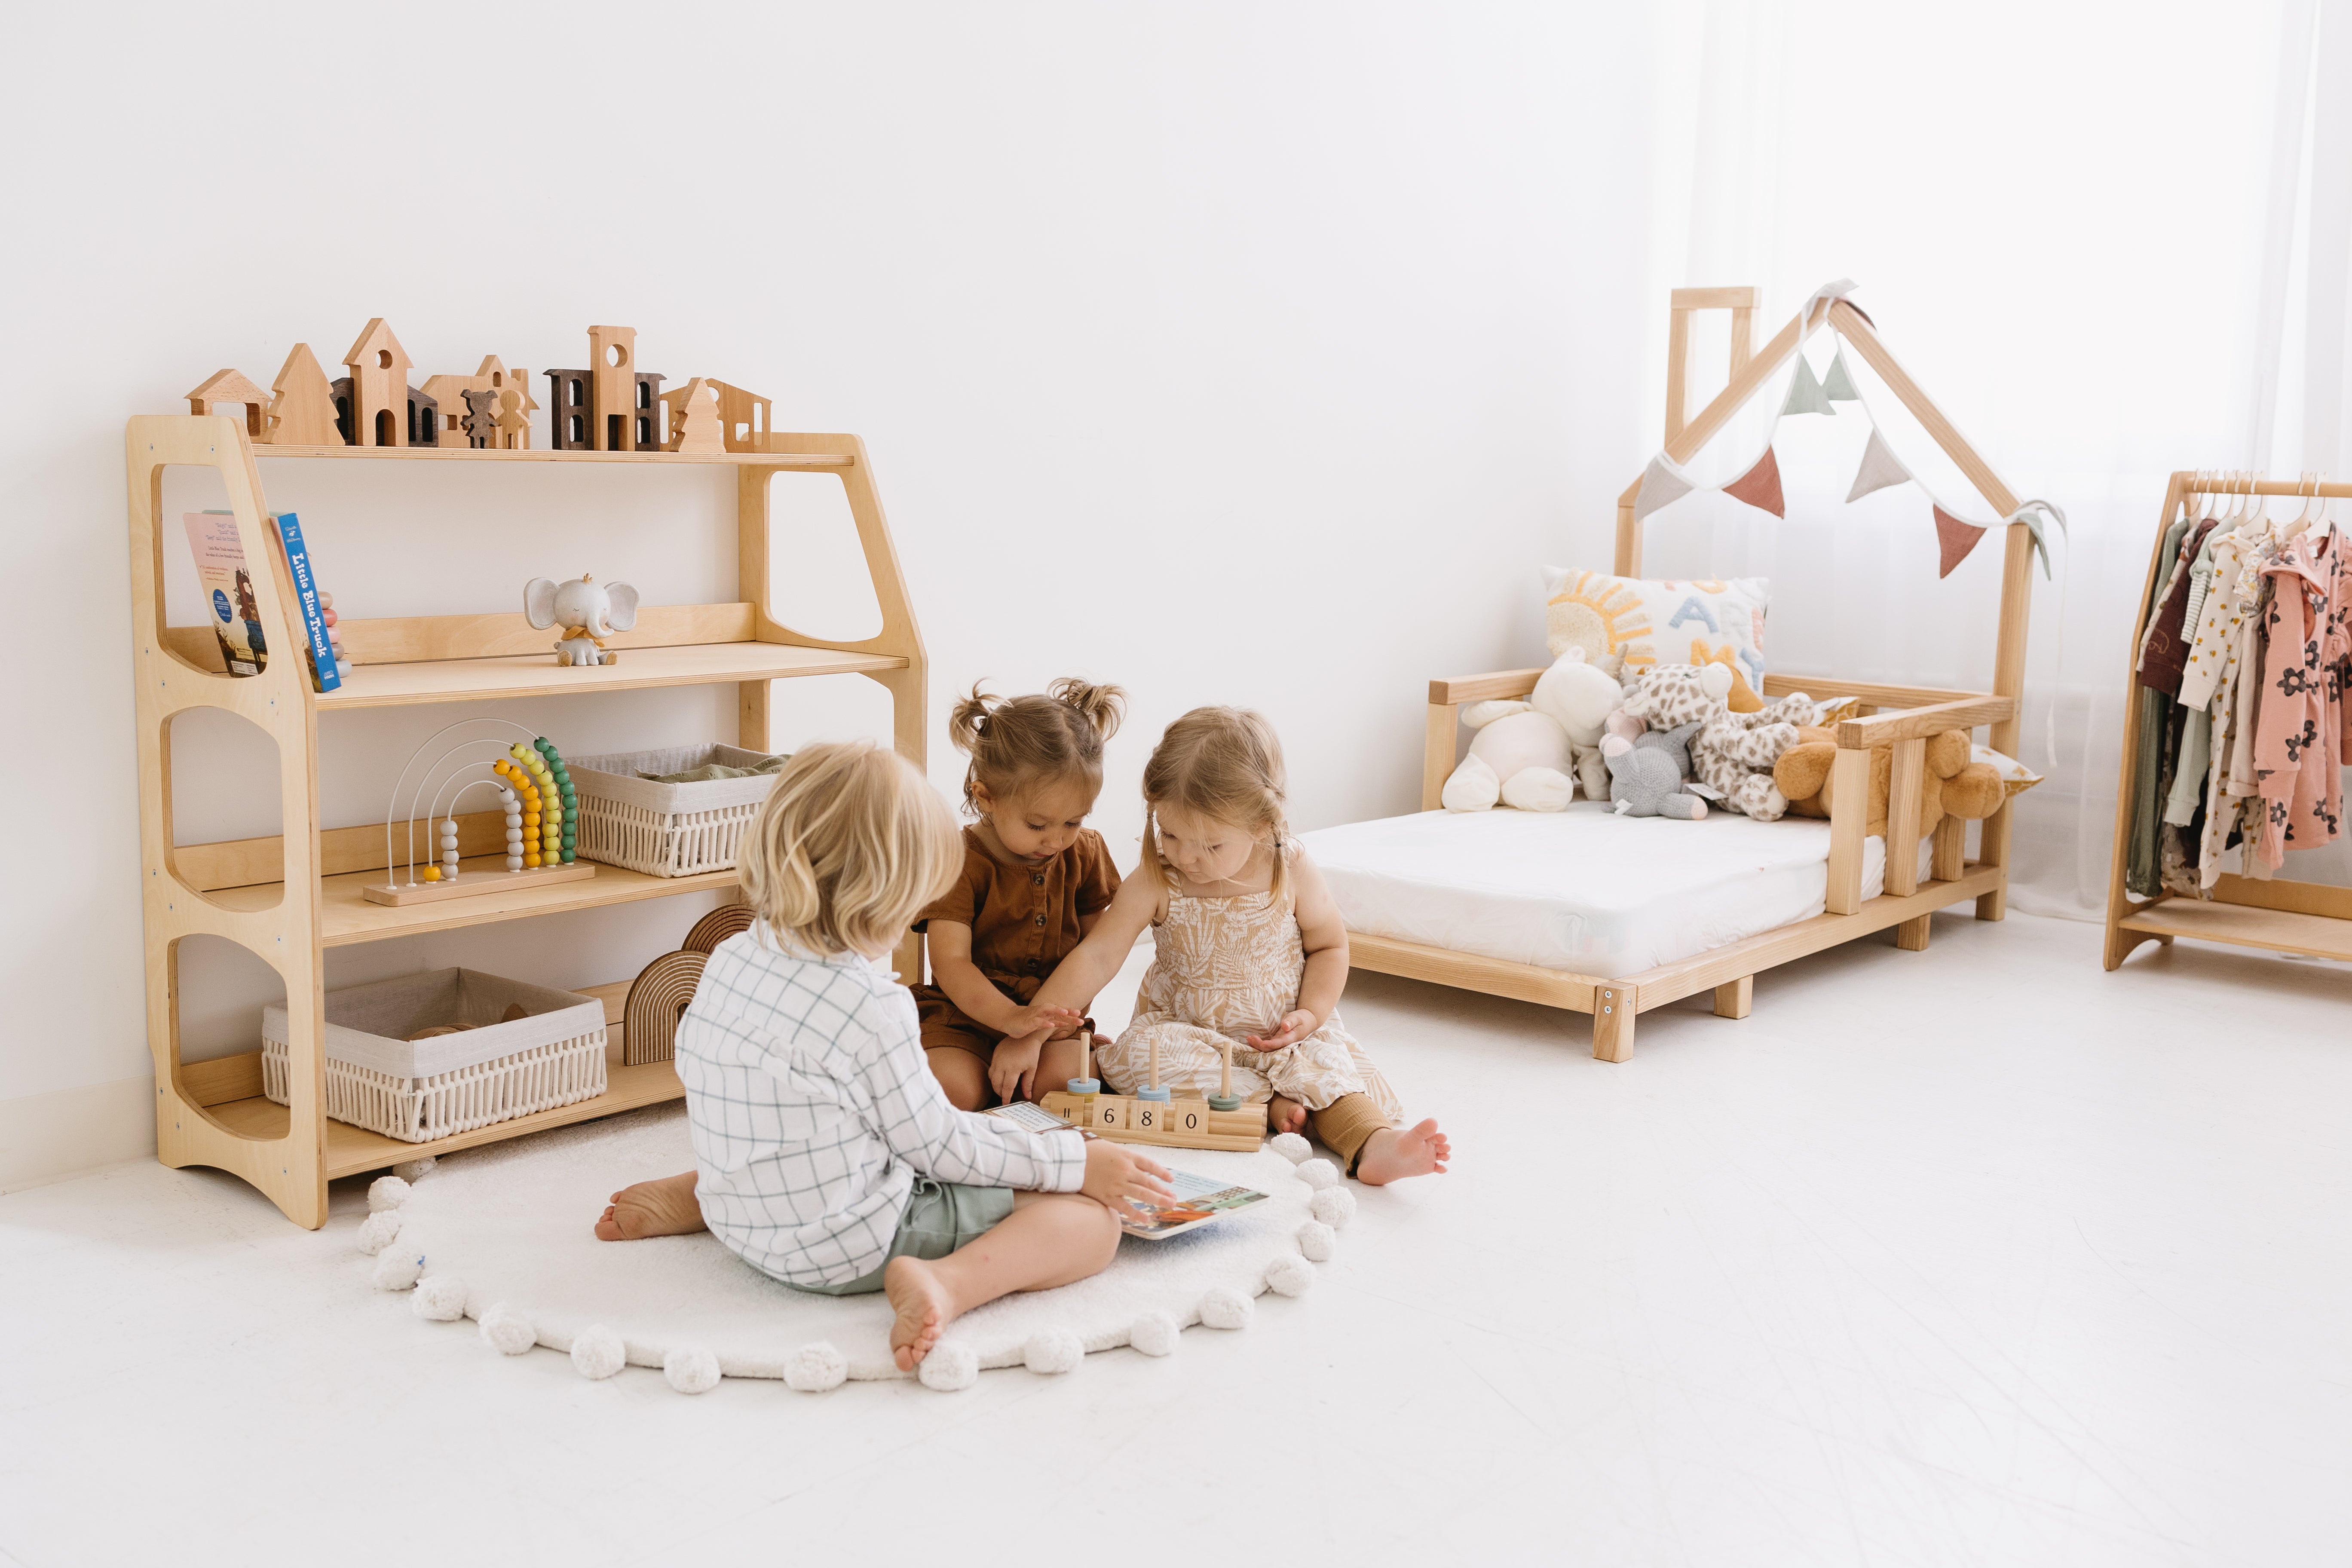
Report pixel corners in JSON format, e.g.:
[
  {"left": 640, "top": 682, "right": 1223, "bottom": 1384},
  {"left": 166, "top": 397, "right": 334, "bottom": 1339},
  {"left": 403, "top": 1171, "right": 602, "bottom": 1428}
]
[
  {"left": 567, "top": 744, "right": 784, "bottom": 877},
  {"left": 262, "top": 968, "right": 607, "bottom": 1143}
]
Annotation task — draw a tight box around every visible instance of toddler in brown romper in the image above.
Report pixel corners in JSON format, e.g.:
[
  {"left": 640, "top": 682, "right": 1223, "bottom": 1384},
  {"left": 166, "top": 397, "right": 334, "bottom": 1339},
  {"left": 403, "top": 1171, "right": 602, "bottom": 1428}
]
[
  {"left": 911, "top": 826, "right": 1119, "bottom": 1069},
  {"left": 913, "top": 677, "right": 1133, "bottom": 1110}
]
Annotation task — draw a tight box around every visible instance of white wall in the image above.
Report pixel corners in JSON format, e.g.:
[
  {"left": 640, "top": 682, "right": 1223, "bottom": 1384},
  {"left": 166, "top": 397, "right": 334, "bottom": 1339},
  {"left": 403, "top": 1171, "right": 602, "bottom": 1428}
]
[{"left": 0, "top": 3, "right": 1667, "bottom": 1186}]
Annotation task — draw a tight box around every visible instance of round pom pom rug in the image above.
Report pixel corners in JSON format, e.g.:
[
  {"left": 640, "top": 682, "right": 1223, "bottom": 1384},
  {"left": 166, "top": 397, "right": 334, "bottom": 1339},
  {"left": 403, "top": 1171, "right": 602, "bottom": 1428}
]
[{"left": 364, "top": 1105, "right": 1337, "bottom": 1390}]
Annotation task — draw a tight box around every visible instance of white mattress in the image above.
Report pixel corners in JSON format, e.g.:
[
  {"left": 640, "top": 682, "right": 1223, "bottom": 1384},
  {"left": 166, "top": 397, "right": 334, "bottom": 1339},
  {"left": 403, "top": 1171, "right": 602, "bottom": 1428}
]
[{"left": 1302, "top": 805, "right": 1908, "bottom": 980}]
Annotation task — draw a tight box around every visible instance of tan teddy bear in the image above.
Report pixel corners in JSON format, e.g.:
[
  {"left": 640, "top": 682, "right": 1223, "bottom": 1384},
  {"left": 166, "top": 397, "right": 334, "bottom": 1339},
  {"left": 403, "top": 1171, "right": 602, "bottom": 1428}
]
[{"left": 1771, "top": 726, "right": 2008, "bottom": 838}]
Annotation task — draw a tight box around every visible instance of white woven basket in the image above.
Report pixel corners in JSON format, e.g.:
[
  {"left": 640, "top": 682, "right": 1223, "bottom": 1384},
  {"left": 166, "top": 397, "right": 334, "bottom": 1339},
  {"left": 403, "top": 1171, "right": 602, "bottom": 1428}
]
[
  {"left": 262, "top": 968, "right": 607, "bottom": 1143},
  {"left": 567, "top": 744, "right": 782, "bottom": 877}
]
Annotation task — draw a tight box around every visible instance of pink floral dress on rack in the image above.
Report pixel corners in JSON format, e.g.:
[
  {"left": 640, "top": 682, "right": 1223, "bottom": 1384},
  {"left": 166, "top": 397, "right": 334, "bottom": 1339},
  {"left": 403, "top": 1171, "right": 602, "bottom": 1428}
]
[{"left": 2253, "top": 530, "right": 2352, "bottom": 867}]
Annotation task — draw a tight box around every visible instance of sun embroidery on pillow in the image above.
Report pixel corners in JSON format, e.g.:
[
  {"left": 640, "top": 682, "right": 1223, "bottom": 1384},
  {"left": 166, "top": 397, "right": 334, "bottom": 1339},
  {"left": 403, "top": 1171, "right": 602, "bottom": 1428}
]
[{"left": 1546, "top": 570, "right": 1654, "bottom": 669}]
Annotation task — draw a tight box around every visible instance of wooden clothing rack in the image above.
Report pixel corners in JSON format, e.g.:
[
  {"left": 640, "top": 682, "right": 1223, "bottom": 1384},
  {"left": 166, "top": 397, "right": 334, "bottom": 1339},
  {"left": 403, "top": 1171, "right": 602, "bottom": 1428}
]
[{"left": 2104, "top": 472, "right": 2352, "bottom": 969}]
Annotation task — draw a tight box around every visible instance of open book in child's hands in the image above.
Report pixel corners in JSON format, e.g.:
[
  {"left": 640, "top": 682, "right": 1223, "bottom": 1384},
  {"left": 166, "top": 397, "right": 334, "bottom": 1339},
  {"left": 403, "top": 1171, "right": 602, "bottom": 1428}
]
[
  {"left": 981, "top": 1103, "right": 1270, "bottom": 1239},
  {"left": 1110, "top": 1170, "right": 1270, "bottom": 1240}
]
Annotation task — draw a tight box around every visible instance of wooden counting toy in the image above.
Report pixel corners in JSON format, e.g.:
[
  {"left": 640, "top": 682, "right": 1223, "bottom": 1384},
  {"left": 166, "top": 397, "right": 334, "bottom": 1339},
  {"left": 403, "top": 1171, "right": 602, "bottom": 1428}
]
[
  {"left": 1039, "top": 1032, "right": 1269, "bottom": 1153},
  {"left": 362, "top": 720, "right": 595, "bottom": 906}
]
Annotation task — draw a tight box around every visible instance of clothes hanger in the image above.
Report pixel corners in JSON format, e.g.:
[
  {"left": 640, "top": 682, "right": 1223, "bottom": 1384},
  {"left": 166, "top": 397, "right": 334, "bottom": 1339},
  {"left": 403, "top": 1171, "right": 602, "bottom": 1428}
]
[{"left": 2282, "top": 471, "right": 2318, "bottom": 543}]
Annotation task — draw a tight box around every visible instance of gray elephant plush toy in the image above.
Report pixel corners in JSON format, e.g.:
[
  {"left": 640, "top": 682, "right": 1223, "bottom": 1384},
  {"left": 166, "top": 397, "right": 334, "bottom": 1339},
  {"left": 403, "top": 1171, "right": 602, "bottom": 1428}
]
[
  {"left": 524, "top": 573, "right": 639, "bottom": 667},
  {"left": 1599, "top": 720, "right": 1709, "bottom": 820}
]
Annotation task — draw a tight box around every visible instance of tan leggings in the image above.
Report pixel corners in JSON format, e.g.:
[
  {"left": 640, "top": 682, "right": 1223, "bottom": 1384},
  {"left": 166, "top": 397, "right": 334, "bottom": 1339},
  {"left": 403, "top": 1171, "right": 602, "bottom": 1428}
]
[{"left": 1307, "top": 1092, "right": 1395, "bottom": 1175}]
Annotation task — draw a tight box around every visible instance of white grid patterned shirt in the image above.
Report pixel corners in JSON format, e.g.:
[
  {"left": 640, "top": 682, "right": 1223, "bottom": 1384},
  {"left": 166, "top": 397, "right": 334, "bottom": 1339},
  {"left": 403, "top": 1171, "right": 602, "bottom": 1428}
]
[{"left": 676, "top": 925, "right": 1086, "bottom": 1288}]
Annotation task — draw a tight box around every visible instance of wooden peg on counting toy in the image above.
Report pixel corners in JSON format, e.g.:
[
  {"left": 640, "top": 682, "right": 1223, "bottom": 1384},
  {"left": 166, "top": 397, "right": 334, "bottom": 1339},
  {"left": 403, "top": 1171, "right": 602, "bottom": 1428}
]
[
  {"left": 1066, "top": 1030, "right": 1099, "bottom": 1096},
  {"left": 1209, "top": 1038, "right": 1242, "bottom": 1112}
]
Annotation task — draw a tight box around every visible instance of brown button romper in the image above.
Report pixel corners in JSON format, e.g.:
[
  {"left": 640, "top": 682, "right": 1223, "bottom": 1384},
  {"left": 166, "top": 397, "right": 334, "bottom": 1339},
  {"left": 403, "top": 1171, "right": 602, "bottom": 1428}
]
[{"left": 909, "top": 827, "right": 1121, "bottom": 1060}]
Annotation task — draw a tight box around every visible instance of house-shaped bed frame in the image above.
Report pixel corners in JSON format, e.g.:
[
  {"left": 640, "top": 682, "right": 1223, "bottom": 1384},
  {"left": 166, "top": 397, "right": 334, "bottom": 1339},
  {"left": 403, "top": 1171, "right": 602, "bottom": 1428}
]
[{"left": 1344, "top": 288, "right": 2036, "bottom": 1060}]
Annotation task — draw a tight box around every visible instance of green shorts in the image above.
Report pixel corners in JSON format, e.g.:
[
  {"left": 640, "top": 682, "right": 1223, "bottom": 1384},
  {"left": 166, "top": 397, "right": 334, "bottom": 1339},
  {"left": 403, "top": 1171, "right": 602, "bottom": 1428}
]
[{"left": 789, "top": 1177, "right": 1018, "bottom": 1296}]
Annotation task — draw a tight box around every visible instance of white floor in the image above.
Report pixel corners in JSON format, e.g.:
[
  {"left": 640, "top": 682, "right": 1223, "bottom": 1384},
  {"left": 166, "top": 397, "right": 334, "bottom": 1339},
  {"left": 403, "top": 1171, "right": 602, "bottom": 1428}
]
[{"left": 6, "top": 912, "right": 2351, "bottom": 1567}]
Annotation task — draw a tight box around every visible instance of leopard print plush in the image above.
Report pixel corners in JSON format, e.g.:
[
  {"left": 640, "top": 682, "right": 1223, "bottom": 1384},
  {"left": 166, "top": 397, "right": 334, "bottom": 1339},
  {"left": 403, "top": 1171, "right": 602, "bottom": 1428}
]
[
  {"left": 1617, "top": 664, "right": 1720, "bottom": 731},
  {"left": 1693, "top": 693, "right": 1820, "bottom": 821}
]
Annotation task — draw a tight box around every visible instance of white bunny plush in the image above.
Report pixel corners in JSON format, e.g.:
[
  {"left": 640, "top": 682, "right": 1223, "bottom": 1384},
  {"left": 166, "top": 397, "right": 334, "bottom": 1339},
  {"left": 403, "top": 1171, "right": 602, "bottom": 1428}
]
[{"left": 1440, "top": 646, "right": 1625, "bottom": 812}]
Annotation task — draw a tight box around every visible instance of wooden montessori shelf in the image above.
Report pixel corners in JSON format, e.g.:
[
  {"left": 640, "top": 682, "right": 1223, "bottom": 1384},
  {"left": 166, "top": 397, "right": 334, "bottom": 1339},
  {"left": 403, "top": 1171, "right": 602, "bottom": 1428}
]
[
  {"left": 200, "top": 856, "right": 741, "bottom": 947},
  {"left": 314, "top": 641, "right": 904, "bottom": 709},
  {"left": 252, "top": 444, "right": 853, "bottom": 469},
  {"left": 205, "top": 1059, "right": 686, "bottom": 1179},
  {"left": 129, "top": 413, "right": 928, "bottom": 1227}
]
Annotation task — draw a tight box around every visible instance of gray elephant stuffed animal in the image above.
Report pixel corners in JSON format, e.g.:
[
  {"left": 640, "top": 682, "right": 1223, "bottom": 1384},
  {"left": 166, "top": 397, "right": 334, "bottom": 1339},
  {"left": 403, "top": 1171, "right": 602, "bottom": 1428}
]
[{"left": 1599, "top": 720, "right": 1709, "bottom": 820}]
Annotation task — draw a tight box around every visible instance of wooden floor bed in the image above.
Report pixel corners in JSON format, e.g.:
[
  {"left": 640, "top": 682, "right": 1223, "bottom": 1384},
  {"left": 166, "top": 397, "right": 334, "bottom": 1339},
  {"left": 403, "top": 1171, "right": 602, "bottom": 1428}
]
[{"left": 1339, "top": 288, "right": 2034, "bottom": 1060}]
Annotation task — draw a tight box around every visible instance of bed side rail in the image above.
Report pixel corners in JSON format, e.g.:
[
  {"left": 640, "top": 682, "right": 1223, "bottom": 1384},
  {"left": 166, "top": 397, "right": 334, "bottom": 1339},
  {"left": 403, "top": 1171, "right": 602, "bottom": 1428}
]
[{"left": 1422, "top": 668, "right": 2018, "bottom": 916}]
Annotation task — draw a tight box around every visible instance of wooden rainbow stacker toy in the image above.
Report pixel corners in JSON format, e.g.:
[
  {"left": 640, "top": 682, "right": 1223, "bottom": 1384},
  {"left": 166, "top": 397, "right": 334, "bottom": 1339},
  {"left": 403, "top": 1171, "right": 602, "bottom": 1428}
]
[{"left": 1037, "top": 1035, "right": 1269, "bottom": 1154}]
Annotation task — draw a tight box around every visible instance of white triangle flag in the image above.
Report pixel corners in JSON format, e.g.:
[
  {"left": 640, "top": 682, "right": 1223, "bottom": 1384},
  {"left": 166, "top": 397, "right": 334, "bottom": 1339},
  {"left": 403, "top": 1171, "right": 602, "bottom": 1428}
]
[
  {"left": 1846, "top": 426, "right": 1912, "bottom": 502},
  {"left": 1632, "top": 453, "right": 1697, "bottom": 521},
  {"left": 1780, "top": 355, "right": 1834, "bottom": 416},
  {"left": 1820, "top": 349, "right": 1861, "bottom": 401}
]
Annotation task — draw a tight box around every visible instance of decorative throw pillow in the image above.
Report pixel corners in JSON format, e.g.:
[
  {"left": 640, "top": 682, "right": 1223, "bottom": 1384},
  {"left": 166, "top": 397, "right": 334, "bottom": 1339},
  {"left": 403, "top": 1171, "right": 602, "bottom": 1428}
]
[
  {"left": 1541, "top": 567, "right": 1770, "bottom": 689},
  {"left": 1971, "top": 744, "right": 2045, "bottom": 801}
]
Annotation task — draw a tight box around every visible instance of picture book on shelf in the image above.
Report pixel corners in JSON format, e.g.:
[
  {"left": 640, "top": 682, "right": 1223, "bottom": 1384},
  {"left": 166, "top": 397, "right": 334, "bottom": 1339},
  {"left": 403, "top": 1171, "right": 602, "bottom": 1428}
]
[
  {"left": 181, "top": 511, "right": 267, "bottom": 677},
  {"left": 268, "top": 511, "right": 340, "bottom": 692}
]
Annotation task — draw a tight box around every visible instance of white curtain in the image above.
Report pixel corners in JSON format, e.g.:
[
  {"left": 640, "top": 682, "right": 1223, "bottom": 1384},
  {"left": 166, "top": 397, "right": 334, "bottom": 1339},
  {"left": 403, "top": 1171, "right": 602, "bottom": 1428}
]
[{"left": 1626, "top": 0, "right": 2352, "bottom": 918}]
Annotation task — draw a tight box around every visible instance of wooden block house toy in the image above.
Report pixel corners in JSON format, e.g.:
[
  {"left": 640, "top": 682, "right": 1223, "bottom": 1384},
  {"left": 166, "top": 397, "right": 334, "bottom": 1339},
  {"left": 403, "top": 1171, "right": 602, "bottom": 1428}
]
[
  {"left": 263, "top": 343, "right": 342, "bottom": 446},
  {"left": 184, "top": 370, "right": 271, "bottom": 438},
  {"left": 214, "top": 319, "right": 769, "bottom": 454},
  {"left": 547, "top": 325, "right": 665, "bottom": 452},
  {"left": 420, "top": 356, "right": 537, "bottom": 450},
  {"left": 336, "top": 318, "right": 433, "bottom": 447}
]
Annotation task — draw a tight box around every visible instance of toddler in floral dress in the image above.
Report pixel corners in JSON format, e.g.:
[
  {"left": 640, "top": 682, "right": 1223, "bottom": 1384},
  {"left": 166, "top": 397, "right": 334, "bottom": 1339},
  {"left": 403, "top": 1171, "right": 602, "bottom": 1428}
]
[{"left": 1031, "top": 707, "right": 1449, "bottom": 1184}]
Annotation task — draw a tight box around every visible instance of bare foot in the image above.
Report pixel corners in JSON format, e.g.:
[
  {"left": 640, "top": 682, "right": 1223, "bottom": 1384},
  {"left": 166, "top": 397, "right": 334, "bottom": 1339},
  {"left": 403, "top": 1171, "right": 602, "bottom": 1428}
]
[
  {"left": 1354, "top": 1119, "right": 1450, "bottom": 1185},
  {"left": 594, "top": 1170, "right": 707, "bottom": 1240},
  {"left": 1267, "top": 1095, "right": 1308, "bottom": 1136},
  {"left": 884, "top": 1256, "right": 957, "bottom": 1370}
]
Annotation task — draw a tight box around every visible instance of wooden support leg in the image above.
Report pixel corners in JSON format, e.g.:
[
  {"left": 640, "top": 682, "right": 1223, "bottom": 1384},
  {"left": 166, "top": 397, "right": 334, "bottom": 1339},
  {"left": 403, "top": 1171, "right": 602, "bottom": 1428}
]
[
  {"left": 1712, "top": 976, "right": 1752, "bottom": 1019},
  {"left": 1896, "top": 915, "right": 1932, "bottom": 951},
  {"left": 1592, "top": 984, "right": 1634, "bottom": 1062},
  {"left": 1976, "top": 801, "right": 2011, "bottom": 920},
  {"left": 2102, "top": 922, "right": 2171, "bottom": 971}
]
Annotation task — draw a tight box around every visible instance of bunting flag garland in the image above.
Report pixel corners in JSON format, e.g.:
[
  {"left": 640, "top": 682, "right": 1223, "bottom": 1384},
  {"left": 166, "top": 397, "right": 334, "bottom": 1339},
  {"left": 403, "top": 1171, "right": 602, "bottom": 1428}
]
[
  {"left": 1933, "top": 505, "right": 1986, "bottom": 578},
  {"left": 1779, "top": 355, "right": 1834, "bottom": 416},
  {"left": 1845, "top": 426, "right": 1913, "bottom": 502},
  {"left": 1632, "top": 452, "right": 1698, "bottom": 521},
  {"left": 1722, "top": 445, "right": 1786, "bottom": 518},
  {"left": 1820, "top": 348, "right": 1860, "bottom": 401},
  {"left": 1620, "top": 277, "right": 2064, "bottom": 586},
  {"left": 2009, "top": 499, "right": 2068, "bottom": 579}
]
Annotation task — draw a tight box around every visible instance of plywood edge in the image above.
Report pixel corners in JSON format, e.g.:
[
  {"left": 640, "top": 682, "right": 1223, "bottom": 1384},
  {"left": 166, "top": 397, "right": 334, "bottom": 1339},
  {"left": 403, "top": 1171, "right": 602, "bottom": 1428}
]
[
  {"left": 1630, "top": 866, "right": 2003, "bottom": 1008},
  {"left": 1344, "top": 932, "right": 1600, "bottom": 1011}
]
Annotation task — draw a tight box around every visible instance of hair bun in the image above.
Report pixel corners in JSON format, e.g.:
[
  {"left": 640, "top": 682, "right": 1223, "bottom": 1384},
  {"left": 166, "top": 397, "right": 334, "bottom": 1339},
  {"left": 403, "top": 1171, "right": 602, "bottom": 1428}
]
[{"left": 1048, "top": 677, "right": 1127, "bottom": 742}]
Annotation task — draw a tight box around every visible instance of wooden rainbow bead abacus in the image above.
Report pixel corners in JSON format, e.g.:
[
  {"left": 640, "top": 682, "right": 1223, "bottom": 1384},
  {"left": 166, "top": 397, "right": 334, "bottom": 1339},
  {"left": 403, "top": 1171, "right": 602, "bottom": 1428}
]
[
  {"left": 488, "top": 739, "right": 578, "bottom": 871},
  {"left": 363, "top": 721, "right": 598, "bottom": 906}
]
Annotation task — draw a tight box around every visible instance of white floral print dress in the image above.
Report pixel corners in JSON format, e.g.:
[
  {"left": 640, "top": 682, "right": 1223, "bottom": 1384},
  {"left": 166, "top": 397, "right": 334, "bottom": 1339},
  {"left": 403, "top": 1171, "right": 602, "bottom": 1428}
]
[{"left": 1097, "top": 879, "right": 1403, "bottom": 1118}]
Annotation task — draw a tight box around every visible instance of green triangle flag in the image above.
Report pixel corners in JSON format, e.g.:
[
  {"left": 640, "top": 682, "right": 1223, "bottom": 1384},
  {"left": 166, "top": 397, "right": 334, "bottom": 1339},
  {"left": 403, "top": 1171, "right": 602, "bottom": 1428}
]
[
  {"left": 1780, "top": 355, "right": 1833, "bottom": 416},
  {"left": 1821, "top": 349, "right": 1860, "bottom": 401}
]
